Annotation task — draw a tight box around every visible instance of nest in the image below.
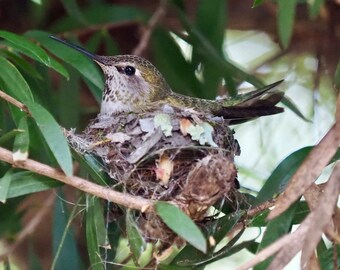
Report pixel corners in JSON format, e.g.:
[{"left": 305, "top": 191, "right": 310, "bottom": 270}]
[{"left": 67, "top": 106, "right": 240, "bottom": 250}]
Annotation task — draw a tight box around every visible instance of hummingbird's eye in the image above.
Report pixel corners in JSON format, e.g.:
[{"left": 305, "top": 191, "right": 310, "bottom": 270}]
[{"left": 124, "top": 66, "right": 135, "bottom": 76}]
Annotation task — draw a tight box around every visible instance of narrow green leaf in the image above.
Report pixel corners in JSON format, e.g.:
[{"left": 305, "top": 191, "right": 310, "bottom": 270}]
[
  {"left": 252, "top": 0, "right": 265, "bottom": 7},
  {"left": 213, "top": 211, "right": 243, "bottom": 244},
  {"left": 13, "top": 116, "right": 29, "bottom": 162},
  {"left": 282, "top": 96, "right": 311, "bottom": 122},
  {"left": 26, "top": 102, "right": 73, "bottom": 176},
  {"left": 60, "top": 0, "right": 87, "bottom": 25},
  {"left": 0, "top": 50, "right": 42, "bottom": 79},
  {"left": 93, "top": 198, "right": 108, "bottom": 247},
  {"left": 0, "top": 129, "right": 23, "bottom": 145},
  {"left": 256, "top": 147, "right": 312, "bottom": 204},
  {"left": 72, "top": 151, "right": 111, "bottom": 186},
  {"left": 0, "top": 55, "right": 34, "bottom": 103},
  {"left": 52, "top": 191, "right": 81, "bottom": 270},
  {"left": 0, "top": 30, "right": 50, "bottom": 66},
  {"left": 155, "top": 202, "right": 207, "bottom": 253},
  {"left": 308, "top": 0, "right": 325, "bottom": 19},
  {"left": 6, "top": 172, "right": 62, "bottom": 199},
  {"left": 0, "top": 170, "right": 13, "bottom": 203},
  {"left": 254, "top": 201, "right": 299, "bottom": 270},
  {"left": 277, "top": 0, "right": 297, "bottom": 49},
  {"left": 126, "top": 210, "right": 146, "bottom": 265},
  {"left": 86, "top": 195, "right": 103, "bottom": 270},
  {"left": 25, "top": 30, "right": 102, "bottom": 91}
]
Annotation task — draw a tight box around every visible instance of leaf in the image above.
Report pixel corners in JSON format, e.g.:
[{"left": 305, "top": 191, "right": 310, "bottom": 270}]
[
  {"left": 253, "top": 201, "right": 299, "bottom": 270},
  {"left": 25, "top": 30, "right": 102, "bottom": 92},
  {"left": 252, "top": 0, "right": 265, "bottom": 7},
  {"left": 6, "top": 172, "right": 62, "bottom": 199},
  {"left": 281, "top": 96, "right": 311, "bottom": 122},
  {"left": 255, "top": 147, "right": 312, "bottom": 204},
  {"left": 13, "top": 116, "right": 29, "bottom": 162},
  {"left": 0, "top": 129, "right": 24, "bottom": 145},
  {"left": 277, "top": 0, "right": 297, "bottom": 49},
  {"left": 0, "top": 55, "right": 34, "bottom": 103},
  {"left": 152, "top": 29, "right": 203, "bottom": 97},
  {"left": 126, "top": 210, "right": 146, "bottom": 265},
  {"left": 0, "top": 170, "right": 13, "bottom": 203},
  {"left": 0, "top": 30, "right": 51, "bottom": 66},
  {"left": 155, "top": 202, "right": 207, "bottom": 253},
  {"left": 86, "top": 195, "right": 103, "bottom": 270},
  {"left": 72, "top": 151, "right": 111, "bottom": 186},
  {"left": 60, "top": 0, "right": 87, "bottom": 25},
  {"left": 26, "top": 102, "right": 73, "bottom": 176},
  {"left": 308, "top": 0, "right": 325, "bottom": 19},
  {"left": 50, "top": 4, "right": 148, "bottom": 32},
  {"left": 52, "top": 190, "right": 81, "bottom": 270},
  {"left": 93, "top": 198, "right": 108, "bottom": 247}
]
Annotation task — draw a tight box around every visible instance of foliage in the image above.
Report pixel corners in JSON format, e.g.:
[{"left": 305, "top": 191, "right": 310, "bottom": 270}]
[{"left": 0, "top": 0, "right": 339, "bottom": 269}]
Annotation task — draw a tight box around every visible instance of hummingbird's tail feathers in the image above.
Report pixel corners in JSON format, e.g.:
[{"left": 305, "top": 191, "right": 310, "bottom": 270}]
[
  {"left": 215, "top": 105, "right": 284, "bottom": 124},
  {"left": 215, "top": 80, "right": 285, "bottom": 124}
]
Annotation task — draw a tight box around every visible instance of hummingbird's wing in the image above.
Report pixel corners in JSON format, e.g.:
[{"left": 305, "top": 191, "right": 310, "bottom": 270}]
[{"left": 214, "top": 80, "right": 284, "bottom": 124}]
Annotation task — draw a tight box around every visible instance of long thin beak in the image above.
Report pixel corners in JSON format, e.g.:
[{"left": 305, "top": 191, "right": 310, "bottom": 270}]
[{"left": 49, "top": 35, "right": 105, "bottom": 64}]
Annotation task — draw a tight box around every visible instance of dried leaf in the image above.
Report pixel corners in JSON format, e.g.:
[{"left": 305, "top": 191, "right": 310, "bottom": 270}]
[
  {"left": 154, "top": 113, "right": 172, "bottom": 137},
  {"left": 105, "top": 132, "right": 131, "bottom": 143},
  {"left": 180, "top": 118, "right": 193, "bottom": 136},
  {"left": 155, "top": 153, "right": 174, "bottom": 185}
]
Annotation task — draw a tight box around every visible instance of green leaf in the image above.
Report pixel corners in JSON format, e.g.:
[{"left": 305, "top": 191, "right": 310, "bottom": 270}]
[
  {"left": 25, "top": 30, "right": 102, "bottom": 91},
  {"left": 277, "top": 0, "right": 297, "bottom": 49},
  {"left": 155, "top": 202, "right": 207, "bottom": 253},
  {"left": 60, "top": 0, "right": 87, "bottom": 25},
  {"left": 26, "top": 102, "right": 73, "bottom": 176},
  {"left": 72, "top": 151, "right": 111, "bottom": 186},
  {"left": 6, "top": 172, "right": 62, "bottom": 199},
  {"left": 152, "top": 29, "right": 203, "bottom": 97},
  {"left": 50, "top": 4, "right": 148, "bottom": 32},
  {"left": 52, "top": 190, "right": 81, "bottom": 270},
  {"left": 252, "top": 0, "right": 265, "bottom": 7},
  {"left": 0, "top": 30, "right": 50, "bottom": 66},
  {"left": 86, "top": 195, "right": 103, "bottom": 270},
  {"left": 0, "top": 50, "right": 42, "bottom": 79},
  {"left": 0, "top": 129, "right": 24, "bottom": 145},
  {"left": 93, "top": 198, "right": 108, "bottom": 247},
  {"left": 126, "top": 210, "right": 146, "bottom": 265},
  {"left": 0, "top": 55, "right": 34, "bottom": 103},
  {"left": 281, "top": 95, "right": 311, "bottom": 122},
  {"left": 308, "top": 0, "right": 325, "bottom": 19},
  {"left": 255, "top": 147, "right": 312, "bottom": 204},
  {"left": 254, "top": 201, "right": 299, "bottom": 270},
  {"left": 13, "top": 116, "right": 29, "bottom": 162},
  {"left": 213, "top": 211, "right": 243, "bottom": 244},
  {"left": 0, "top": 170, "right": 13, "bottom": 203}
]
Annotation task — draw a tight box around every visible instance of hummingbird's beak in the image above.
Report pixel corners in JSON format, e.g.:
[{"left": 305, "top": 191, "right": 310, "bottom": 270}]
[{"left": 49, "top": 35, "right": 106, "bottom": 65}]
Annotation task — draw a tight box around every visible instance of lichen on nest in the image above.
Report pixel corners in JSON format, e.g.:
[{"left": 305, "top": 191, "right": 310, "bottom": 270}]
[{"left": 66, "top": 107, "right": 241, "bottom": 249}]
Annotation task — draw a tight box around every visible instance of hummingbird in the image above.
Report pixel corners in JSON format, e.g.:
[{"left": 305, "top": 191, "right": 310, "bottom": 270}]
[{"left": 50, "top": 36, "right": 284, "bottom": 124}]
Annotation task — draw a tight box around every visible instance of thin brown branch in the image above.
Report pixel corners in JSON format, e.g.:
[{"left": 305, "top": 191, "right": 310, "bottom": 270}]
[
  {"left": 0, "top": 147, "right": 153, "bottom": 211},
  {"left": 0, "top": 89, "right": 30, "bottom": 114},
  {"left": 0, "top": 193, "right": 55, "bottom": 261},
  {"left": 132, "top": 0, "right": 167, "bottom": 56}
]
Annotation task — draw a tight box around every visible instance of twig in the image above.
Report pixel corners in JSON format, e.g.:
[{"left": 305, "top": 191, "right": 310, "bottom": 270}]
[
  {"left": 0, "top": 193, "right": 55, "bottom": 261},
  {"left": 0, "top": 147, "right": 153, "bottom": 211},
  {"left": 132, "top": 0, "right": 167, "bottom": 56},
  {"left": 0, "top": 90, "right": 30, "bottom": 114}
]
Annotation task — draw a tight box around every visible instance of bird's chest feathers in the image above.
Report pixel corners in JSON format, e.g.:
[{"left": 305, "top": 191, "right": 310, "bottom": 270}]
[{"left": 100, "top": 73, "right": 151, "bottom": 115}]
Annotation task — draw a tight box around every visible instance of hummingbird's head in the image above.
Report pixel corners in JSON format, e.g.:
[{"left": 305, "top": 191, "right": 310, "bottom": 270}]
[{"left": 50, "top": 36, "right": 171, "bottom": 115}]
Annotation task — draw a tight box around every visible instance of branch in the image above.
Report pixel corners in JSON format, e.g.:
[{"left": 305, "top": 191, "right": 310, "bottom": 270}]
[
  {"left": 132, "top": 0, "right": 167, "bottom": 56},
  {"left": 0, "top": 147, "right": 153, "bottom": 211},
  {"left": 0, "top": 90, "right": 30, "bottom": 114}
]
